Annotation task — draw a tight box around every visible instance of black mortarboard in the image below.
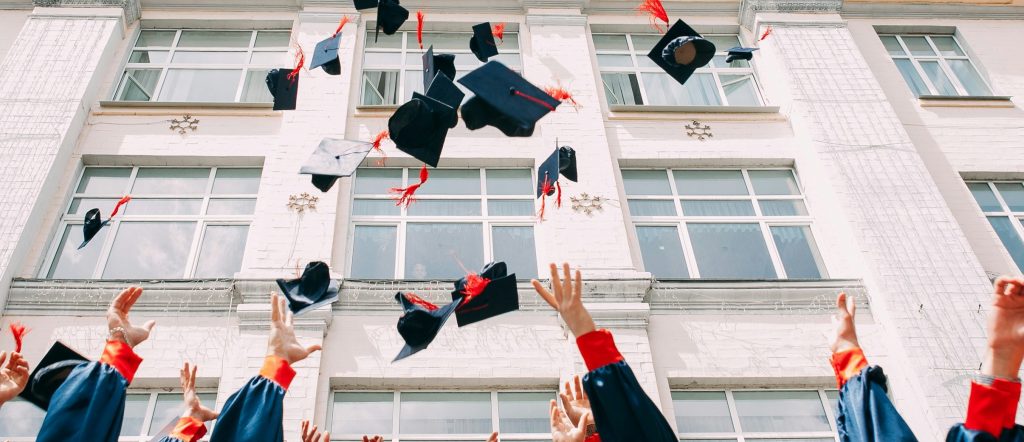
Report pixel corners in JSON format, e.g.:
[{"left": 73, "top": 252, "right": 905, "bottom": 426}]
[
  {"left": 310, "top": 33, "right": 343, "bottom": 76},
  {"left": 265, "top": 68, "right": 299, "bottom": 111},
  {"left": 458, "top": 61, "right": 560, "bottom": 138},
  {"left": 558, "top": 145, "right": 578, "bottom": 182},
  {"left": 393, "top": 292, "right": 461, "bottom": 361},
  {"left": 388, "top": 73, "right": 463, "bottom": 167},
  {"left": 19, "top": 341, "right": 89, "bottom": 410},
  {"left": 449, "top": 261, "right": 519, "bottom": 327},
  {"left": 725, "top": 46, "right": 758, "bottom": 63},
  {"left": 647, "top": 19, "right": 716, "bottom": 86},
  {"left": 300, "top": 138, "right": 374, "bottom": 192},
  {"left": 276, "top": 261, "right": 340, "bottom": 315},
  {"left": 353, "top": 0, "right": 377, "bottom": 9},
  {"left": 422, "top": 46, "right": 457, "bottom": 91},
  {"left": 374, "top": 0, "right": 409, "bottom": 42},
  {"left": 78, "top": 208, "right": 106, "bottom": 250},
  {"left": 469, "top": 22, "right": 498, "bottom": 62},
  {"left": 535, "top": 145, "right": 578, "bottom": 198}
]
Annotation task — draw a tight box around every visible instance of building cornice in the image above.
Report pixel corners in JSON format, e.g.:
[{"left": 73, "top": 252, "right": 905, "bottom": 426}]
[
  {"left": 840, "top": 2, "right": 1024, "bottom": 20},
  {"left": 5, "top": 278, "right": 240, "bottom": 314},
  {"left": 33, "top": 0, "right": 139, "bottom": 22},
  {"left": 649, "top": 279, "right": 867, "bottom": 313},
  {"left": 739, "top": 0, "right": 843, "bottom": 29}
]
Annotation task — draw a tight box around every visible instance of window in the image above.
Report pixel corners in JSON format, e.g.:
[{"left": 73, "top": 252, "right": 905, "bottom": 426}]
[
  {"left": 330, "top": 391, "right": 552, "bottom": 441},
  {"left": 45, "top": 167, "right": 260, "bottom": 279},
  {"left": 623, "top": 169, "right": 826, "bottom": 279},
  {"left": 673, "top": 389, "right": 839, "bottom": 441},
  {"left": 113, "top": 29, "right": 291, "bottom": 103},
  {"left": 879, "top": 34, "right": 993, "bottom": 97},
  {"left": 968, "top": 181, "right": 1024, "bottom": 272},
  {"left": 0, "top": 398, "right": 45, "bottom": 440},
  {"left": 593, "top": 33, "right": 763, "bottom": 107},
  {"left": 348, "top": 168, "right": 538, "bottom": 279},
  {"left": 360, "top": 30, "right": 522, "bottom": 106}
]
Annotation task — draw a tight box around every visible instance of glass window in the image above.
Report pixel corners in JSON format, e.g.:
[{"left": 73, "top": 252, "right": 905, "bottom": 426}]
[
  {"left": 879, "top": 34, "right": 993, "bottom": 97},
  {"left": 0, "top": 398, "right": 46, "bottom": 438},
  {"left": 594, "top": 32, "right": 764, "bottom": 107},
  {"left": 350, "top": 168, "right": 537, "bottom": 279},
  {"left": 115, "top": 390, "right": 217, "bottom": 441},
  {"left": 46, "top": 167, "right": 260, "bottom": 279},
  {"left": 114, "top": 30, "right": 290, "bottom": 103},
  {"left": 624, "top": 169, "right": 825, "bottom": 279},
  {"left": 968, "top": 181, "right": 1024, "bottom": 272},
  {"left": 673, "top": 389, "right": 837, "bottom": 441}
]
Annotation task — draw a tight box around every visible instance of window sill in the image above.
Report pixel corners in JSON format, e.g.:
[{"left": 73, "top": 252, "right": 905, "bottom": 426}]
[
  {"left": 608, "top": 104, "right": 784, "bottom": 121},
  {"left": 649, "top": 278, "right": 867, "bottom": 313},
  {"left": 95, "top": 101, "right": 278, "bottom": 116},
  {"left": 354, "top": 104, "right": 399, "bottom": 117},
  {"left": 918, "top": 95, "right": 1014, "bottom": 108}
]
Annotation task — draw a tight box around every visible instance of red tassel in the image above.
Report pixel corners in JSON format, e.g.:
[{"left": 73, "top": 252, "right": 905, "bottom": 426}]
[
  {"left": 556, "top": 181, "right": 562, "bottom": 209},
  {"left": 390, "top": 165, "right": 429, "bottom": 208},
  {"left": 637, "top": 0, "right": 669, "bottom": 31},
  {"left": 287, "top": 45, "right": 305, "bottom": 83},
  {"left": 416, "top": 11, "right": 425, "bottom": 50},
  {"left": 538, "top": 176, "right": 557, "bottom": 221},
  {"left": 9, "top": 322, "right": 28, "bottom": 353},
  {"left": 404, "top": 293, "right": 438, "bottom": 311},
  {"left": 544, "top": 85, "right": 579, "bottom": 109},
  {"left": 459, "top": 273, "right": 491, "bottom": 305},
  {"left": 109, "top": 195, "right": 131, "bottom": 218},
  {"left": 759, "top": 25, "right": 773, "bottom": 41},
  {"left": 492, "top": 23, "right": 506, "bottom": 42},
  {"left": 334, "top": 16, "right": 351, "bottom": 36},
  {"left": 371, "top": 130, "right": 390, "bottom": 165},
  {"left": 513, "top": 90, "right": 555, "bottom": 112}
]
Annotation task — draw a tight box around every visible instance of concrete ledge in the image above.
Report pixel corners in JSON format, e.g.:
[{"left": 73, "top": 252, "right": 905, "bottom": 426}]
[
  {"left": 918, "top": 95, "right": 1014, "bottom": 108},
  {"left": 6, "top": 278, "right": 239, "bottom": 314},
  {"left": 649, "top": 279, "right": 867, "bottom": 314},
  {"left": 608, "top": 105, "right": 786, "bottom": 122},
  {"left": 668, "top": 374, "right": 835, "bottom": 389}
]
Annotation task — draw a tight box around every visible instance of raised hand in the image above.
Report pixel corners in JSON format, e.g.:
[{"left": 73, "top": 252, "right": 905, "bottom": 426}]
[
  {"left": 830, "top": 292, "right": 860, "bottom": 353},
  {"left": 983, "top": 277, "right": 1024, "bottom": 379},
  {"left": 179, "top": 362, "right": 218, "bottom": 422},
  {"left": 106, "top": 287, "right": 155, "bottom": 348},
  {"left": 559, "top": 374, "right": 591, "bottom": 427},
  {"left": 0, "top": 351, "right": 29, "bottom": 405},
  {"left": 531, "top": 263, "right": 596, "bottom": 338},
  {"left": 550, "top": 399, "right": 590, "bottom": 442},
  {"left": 487, "top": 431, "right": 499, "bottom": 442},
  {"left": 300, "top": 420, "right": 330, "bottom": 442},
  {"left": 268, "top": 293, "right": 322, "bottom": 364}
]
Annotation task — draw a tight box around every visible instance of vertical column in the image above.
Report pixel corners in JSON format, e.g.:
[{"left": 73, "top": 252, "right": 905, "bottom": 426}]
[{"left": 0, "top": 1, "right": 132, "bottom": 307}]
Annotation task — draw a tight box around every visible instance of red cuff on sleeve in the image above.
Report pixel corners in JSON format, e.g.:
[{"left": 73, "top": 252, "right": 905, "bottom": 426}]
[
  {"left": 830, "top": 347, "right": 868, "bottom": 389},
  {"left": 576, "top": 329, "right": 624, "bottom": 372},
  {"left": 168, "top": 416, "right": 207, "bottom": 442},
  {"left": 259, "top": 355, "right": 296, "bottom": 391},
  {"left": 585, "top": 433, "right": 601, "bottom": 442},
  {"left": 966, "top": 380, "right": 1020, "bottom": 437},
  {"left": 99, "top": 340, "right": 143, "bottom": 384}
]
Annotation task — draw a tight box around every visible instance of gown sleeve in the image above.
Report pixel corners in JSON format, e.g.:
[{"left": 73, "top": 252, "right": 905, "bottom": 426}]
[
  {"left": 577, "top": 329, "right": 677, "bottom": 442},
  {"left": 156, "top": 416, "right": 208, "bottom": 442},
  {"left": 35, "top": 340, "right": 144, "bottom": 442},
  {"left": 206, "top": 355, "right": 295, "bottom": 442},
  {"left": 832, "top": 348, "right": 918, "bottom": 442},
  {"left": 945, "top": 376, "right": 1024, "bottom": 442}
]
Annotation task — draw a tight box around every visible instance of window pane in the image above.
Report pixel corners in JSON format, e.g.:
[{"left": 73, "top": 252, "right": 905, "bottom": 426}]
[
  {"left": 116, "top": 68, "right": 161, "bottom": 101},
  {"left": 241, "top": 69, "right": 273, "bottom": 102},
  {"left": 177, "top": 30, "right": 252, "bottom": 48},
  {"left": 354, "top": 199, "right": 402, "bottom": 216},
  {"left": 720, "top": 74, "right": 760, "bottom": 106},
  {"left": 148, "top": 393, "right": 184, "bottom": 434},
  {"left": 996, "top": 183, "right": 1024, "bottom": 212},
  {"left": 355, "top": 169, "right": 403, "bottom": 194},
  {"left": 918, "top": 60, "right": 958, "bottom": 96},
  {"left": 714, "top": 53, "right": 750, "bottom": 68},
  {"left": 901, "top": 36, "right": 934, "bottom": 56},
  {"left": 643, "top": 72, "right": 722, "bottom": 106},
  {"left": 333, "top": 392, "right": 394, "bottom": 436},
  {"left": 194, "top": 225, "right": 249, "bottom": 278},
  {"left": 969, "top": 183, "right": 1002, "bottom": 212},
  {"left": 47, "top": 224, "right": 105, "bottom": 278},
  {"left": 705, "top": 35, "right": 741, "bottom": 49},
  {"left": 77, "top": 167, "right": 131, "bottom": 194},
  {"left": 129, "top": 50, "right": 169, "bottom": 63},
  {"left": 636, "top": 226, "right": 688, "bottom": 278},
  {"left": 405, "top": 223, "right": 483, "bottom": 279},
  {"left": 989, "top": 217, "right": 1024, "bottom": 272},
  {"left": 419, "top": 32, "right": 470, "bottom": 51},
  {"left": 894, "top": 59, "right": 930, "bottom": 96},
  {"left": 498, "top": 392, "right": 550, "bottom": 433},
  {"left": 158, "top": 69, "right": 242, "bottom": 102},
  {"left": 213, "top": 168, "right": 261, "bottom": 194},
  {"left": 407, "top": 200, "right": 482, "bottom": 216},
  {"left": 596, "top": 54, "right": 634, "bottom": 67},
  {"left": 171, "top": 51, "right": 249, "bottom": 64},
  {"left": 399, "top": 392, "right": 491, "bottom": 434},
  {"left": 681, "top": 200, "right": 755, "bottom": 216},
  {"left": 622, "top": 170, "right": 671, "bottom": 195},
  {"left": 102, "top": 222, "right": 196, "bottom": 279},
  {"left": 416, "top": 169, "right": 480, "bottom": 195},
  {"left": 404, "top": 69, "right": 424, "bottom": 100},
  {"left": 133, "top": 168, "right": 210, "bottom": 194},
  {"left": 362, "top": 70, "right": 400, "bottom": 105},
  {"left": 771, "top": 226, "right": 825, "bottom": 279},
  {"left": 492, "top": 226, "right": 538, "bottom": 279},
  {"left": 879, "top": 36, "right": 905, "bottom": 55},
  {"left": 486, "top": 169, "right": 532, "bottom": 195},
  {"left": 207, "top": 199, "right": 257, "bottom": 215},
  {"left": 351, "top": 226, "right": 397, "bottom": 278},
  {"left": 749, "top": 170, "right": 800, "bottom": 195},
  {"left": 759, "top": 200, "right": 809, "bottom": 216},
  {"left": 136, "top": 30, "right": 176, "bottom": 47},
  {"left": 687, "top": 223, "right": 775, "bottom": 278},
  {"left": 250, "top": 51, "right": 287, "bottom": 64},
  {"left": 602, "top": 73, "right": 643, "bottom": 105},
  {"left": 366, "top": 30, "right": 403, "bottom": 48},
  {"left": 630, "top": 35, "right": 662, "bottom": 51},
  {"left": 593, "top": 34, "right": 628, "bottom": 50},
  {"left": 947, "top": 59, "right": 992, "bottom": 96},
  {"left": 254, "top": 31, "right": 290, "bottom": 48},
  {"left": 488, "top": 200, "right": 534, "bottom": 216},
  {"left": 826, "top": 390, "right": 839, "bottom": 414},
  {"left": 491, "top": 53, "right": 522, "bottom": 69},
  {"left": 0, "top": 398, "right": 45, "bottom": 437},
  {"left": 123, "top": 198, "right": 203, "bottom": 215},
  {"left": 733, "top": 391, "right": 830, "bottom": 432},
  {"left": 672, "top": 391, "right": 734, "bottom": 433},
  {"left": 120, "top": 394, "right": 150, "bottom": 436},
  {"left": 627, "top": 200, "right": 677, "bottom": 216},
  {"left": 931, "top": 36, "right": 964, "bottom": 56},
  {"left": 674, "top": 170, "right": 748, "bottom": 196},
  {"left": 69, "top": 197, "right": 119, "bottom": 215}
]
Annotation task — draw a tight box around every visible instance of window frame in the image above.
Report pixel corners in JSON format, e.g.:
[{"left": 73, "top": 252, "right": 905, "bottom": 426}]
[
  {"left": 967, "top": 180, "right": 1024, "bottom": 271},
  {"left": 673, "top": 388, "right": 839, "bottom": 441},
  {"left": 40, "top": 166, "right": 260, "bottom": 279},
  {"left": 880, "top": 34, "right": 993, "bottom": 97}
]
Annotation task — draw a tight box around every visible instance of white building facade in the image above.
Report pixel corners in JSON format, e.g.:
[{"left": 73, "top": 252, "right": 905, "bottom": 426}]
[{"left": 0, "top": 0, "right": 1022, "bottom": 440}]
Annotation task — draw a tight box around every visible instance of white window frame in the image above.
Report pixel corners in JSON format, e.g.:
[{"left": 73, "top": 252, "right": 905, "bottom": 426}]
[
  {"left": 40, "top": 166, "right": 259, "bottom": 279},
  {"left": 674, "top": 388, "right": 839, "bottom": 441},
  {"left": 624, "top": 168, "right": 826, "bottom": 279},
  {"left": 593, "top": 32, "right": 765, "bottom": 107},
  {"left": 968, "top": 180, "right": 1024, "bottom": 271},
  {"left": 113, "top": 29, "right": 291, "bottom": 103},
  {"left": 347, "top": 168, "right": 538, "bottom": 279},
  {"left": 880, "top": 34, "right": 993, "bottom": 97},
  {"left": 328, "top": 389, "right": 555, "bottom": 441}
]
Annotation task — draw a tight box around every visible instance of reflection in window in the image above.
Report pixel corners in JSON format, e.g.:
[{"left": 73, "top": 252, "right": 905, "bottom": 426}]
[
  {"left": 968, "top": 181, "right": 1024, "bottom": 272},
  {"left": 673, "top": 389, "right": 837, "bottom": 440},
  {"left": 878, "top": 34, "right": 993, "bottom": 97}
]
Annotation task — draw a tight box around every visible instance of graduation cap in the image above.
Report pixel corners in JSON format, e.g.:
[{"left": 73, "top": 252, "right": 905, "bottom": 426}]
[
  {"left": 299, "top": 138, "right": 374, "bottom": 192},
  {"left": 374, "top": 0, "right": 409, "bottom": 42},
  {"left": 725, "top": 46, "right": 758, "bottom": 64},
  {"left": 469, "top": 22, "right": 498, "bottom": 62},
  {"left": 536, "top": 145, "right": 578, "bottom": 197},
  {"left": 19, "top": 341, "right": 89, "bottom": 410},
  {"left": 265, "top": 68, "right": 299, "bottom": 111},
  {"left": 393, "top": 292, "right": 461, "bottom": 361},
  {"left": 353, "top": 0, "right": 377, "bottom": 9},
  {"left": 458, "top": 61, "right": 560, "bottom": 138},
  {"left": 276, "top": 261, "right": 339, "bottom": 315},
  {"left": 422, "top": 45, "right": 457, "bottom": 91},
  {"left": 647, "top": 19, "right": 716, "bottom": 86},
  {"left": 79, "top": 196, "right": 131, "bottom": 250},
  {"left": 310, "top": 33, "right": 343, "bottom": 75},
  {"left": 388, "top": 73, "right": 464, "bottom": 167},
  {"left": 449, "top": 261, "right": 519, "bottom": 327}
]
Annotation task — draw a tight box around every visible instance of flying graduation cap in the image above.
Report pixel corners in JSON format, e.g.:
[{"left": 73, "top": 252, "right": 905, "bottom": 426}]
[
  {"left": 310, "top": 34, "right": 343, "bottom": 75},
  {"left": 373, "top": 0, "right": 409, "bottom": 42},
  {"left": 79, "top": 196, "right": 131, "bottom": 250},
  {"left": 459, "top": 61, "right": 560, "bottom": 138},
  {"left": 725, "top": 46, "right": 758, "bottom": 64},
  {"left": 19, "top": 341, "right": 89, "bottom": 410},
  {"left": 422, "top": 45, "right": 457, "bottom": 91},
  {"left": 393, "top": 292, "right": 461, "bottom": 361},
  {"left": 276, "top": 261, "right": 340, "bottom": 315},
  {"left": 449, "top": 261, "right": 519, "bottom": 327},
  {"left": 265, "top": 68, "right": 300, "bottom": 110},
  {"left": 647, "top": 19, "right": 716, "bottom": 86},
  {"left": 389, "top": 72, "right": 465, "bottom": 168},
  {"left": 536, "top": 145, "right": 578, "bottom": 219},
  {"left": 299, "top": 138, "right": 374, "bottom": 192},
  {"left": 469, "top": 22, "right": 498, "bottom": 62}
]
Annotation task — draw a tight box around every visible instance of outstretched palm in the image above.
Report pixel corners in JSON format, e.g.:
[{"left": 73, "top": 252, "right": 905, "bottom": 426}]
[
  {"left": 559, "top": 375, "right": 591, "bottom": 427},
  {"left": 531, "top": 263, "right": 596, "bottom": 338},
  {"left": 988, "top": 277, "right": 1024, "bottom": 359},
  {"left": 0, "top": 351, "right": 29, "bottom": 404},
  {"left": 268, "top": 293, "right": 322, "bottom": 364},
  {"left": 830, "top": 292, "right": 860, "bottom": 353},
  {"left": 180, "top": 362, "right": 218, "bottom": 422},
  {"left": 550, "top": 399, "right": 589, "bottom": 442},
  {"left": 107, "top": 287, "right": 155, "bottom": 348}
]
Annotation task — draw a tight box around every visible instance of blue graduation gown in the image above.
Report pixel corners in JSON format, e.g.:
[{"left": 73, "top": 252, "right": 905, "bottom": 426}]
[
  {"left": 946, "top": 426, "right": 1024, "bottom": 442},
  {"left": 835, "top": 365, "right": 918, "bottom": 442},
  {"left": 945, "top": 377, "right": 1024, "bottom": 442}
]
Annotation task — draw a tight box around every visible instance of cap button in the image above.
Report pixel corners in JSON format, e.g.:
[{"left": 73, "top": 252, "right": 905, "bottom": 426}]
[{"left": 508, "top": 86, "right": 517, "bottom": 95}]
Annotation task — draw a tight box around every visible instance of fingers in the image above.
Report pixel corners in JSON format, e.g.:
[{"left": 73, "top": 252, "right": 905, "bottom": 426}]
[
  {"left": 549, "top": 263, "right": 564, "bottom": 305},
  {"left": 532, "top": 279, "right": 559, "bottom": 310},
  {"left": 549, "top": 399, "right": 559, "bottom": 429},
  {"left": 573, "top": 375, "right": 583, "bottom": 400},
  {"left": 286, "top": 310, "right": 295, "bottom": 328},
  {"left": 559, "top": 391, "right": 572, "bottom": 413},
  {"left": 320, "top": 431, "right": 331, "bottom": 442},
  {"left": 271, "top": 293, "right": 281, "bottom": 324},
  {"left": 120, "top": 287, "right": 143, "bottom": 313},
  {"left": 995, "top": 276, "right": 1012, "bottom": 296},
  {"left": 111, "top": 287, "right": 132, "bottom": 312},
  {"left": 306, "top": 344, "right": 323, "bottom": 357},
  {"left": 189, "top": 364, "right": 197, "bottom": 391},
  {"left": 488, "top": 431, "right": 499, "bottom": 442},
  {"left": 180, "top": 362, "right": 188, "bottom": 389},
  {"left": 836, "top": 292, "right": 846, "bottom": 314},
  {"left": 301, "top": 420, "right": 310, "bottom": 439},
  {"left": 561, "top": 263, "right": 572, "bottom": 304},
  {"left": 573, "top": 269, "right": 582, "bottom": 306},
  {"left": 847, "top": 294, "right": 857, "bottom": 317},
  {"left": 577, "top": 410, "right": 592, "bottom": 431},
  {"left": 0, "top": 351, "right": 6, "bottom": 368},
  {"left": 143, "top": 320, "right": 156, "bottom": 333}
]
